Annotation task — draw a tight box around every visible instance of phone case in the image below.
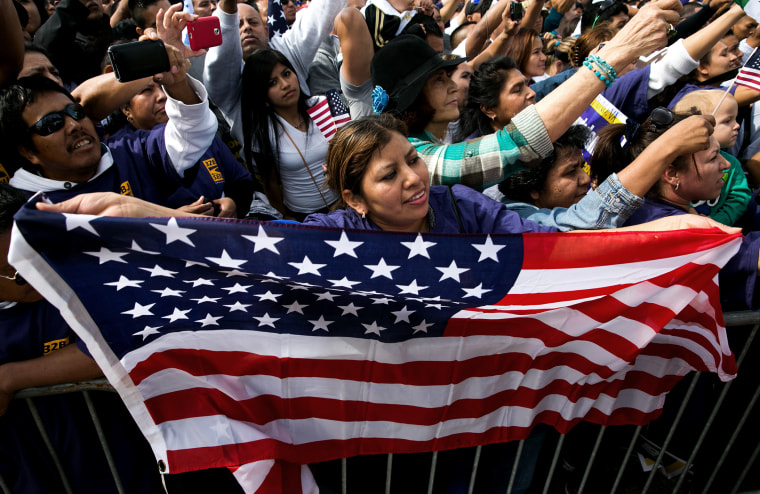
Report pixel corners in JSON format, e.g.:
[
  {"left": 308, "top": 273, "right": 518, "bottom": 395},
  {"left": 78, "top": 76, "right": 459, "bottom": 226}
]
[
  {"left": 108, "top": 40, "right": 171, "bottom": 83},
  {"left": 187, "top": 16, "right": 223, "bottom": 51}
]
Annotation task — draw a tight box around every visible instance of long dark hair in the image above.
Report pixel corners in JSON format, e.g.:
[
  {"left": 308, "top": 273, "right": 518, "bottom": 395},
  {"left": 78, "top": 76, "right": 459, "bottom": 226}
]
[
  {"left": 241, "top": 49, "right": 309, "bottom": 180},
  {"left": 456, "top": 56, "right": 518, "bottom": 141}
]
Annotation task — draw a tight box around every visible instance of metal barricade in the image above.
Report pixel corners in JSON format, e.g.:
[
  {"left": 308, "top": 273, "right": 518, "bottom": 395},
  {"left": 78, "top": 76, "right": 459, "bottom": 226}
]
[{"left": 4, "top": 312, "right": 760, "bottom": 494}]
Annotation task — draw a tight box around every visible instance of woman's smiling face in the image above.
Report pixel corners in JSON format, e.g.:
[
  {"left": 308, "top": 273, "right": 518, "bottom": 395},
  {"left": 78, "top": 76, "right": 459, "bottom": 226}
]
[{"left": 344, "top": 132, "right": 431, "bottom": 232}]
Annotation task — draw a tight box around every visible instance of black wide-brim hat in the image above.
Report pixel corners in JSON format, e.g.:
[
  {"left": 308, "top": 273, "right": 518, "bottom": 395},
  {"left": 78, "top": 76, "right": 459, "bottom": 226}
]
[{"left": 371, "top": 35, "right": 464, "bottom": 113}]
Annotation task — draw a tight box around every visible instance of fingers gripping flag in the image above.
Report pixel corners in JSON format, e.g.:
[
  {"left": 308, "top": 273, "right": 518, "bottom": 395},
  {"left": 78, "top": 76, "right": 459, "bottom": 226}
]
[{"left": 10, "top": 202, "right": 740, "bottom": 492}]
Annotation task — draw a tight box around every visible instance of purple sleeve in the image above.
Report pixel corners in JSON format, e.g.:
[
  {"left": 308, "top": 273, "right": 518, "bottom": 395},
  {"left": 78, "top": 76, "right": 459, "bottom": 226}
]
[
  {"left": 601, "top": 65, "right": 652, "bottom": 123},
  {"left": 449, "top": 185, "right": 558, "bottom": 234}
]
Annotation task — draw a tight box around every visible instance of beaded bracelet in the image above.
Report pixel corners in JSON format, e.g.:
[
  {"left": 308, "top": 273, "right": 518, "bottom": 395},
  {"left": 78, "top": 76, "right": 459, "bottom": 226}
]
[
  {"left": 588, "top": 54, "right": 617, "bottom": 82},
  {"left": 583, "top": 59, "right": 612, "bottom": 87}
]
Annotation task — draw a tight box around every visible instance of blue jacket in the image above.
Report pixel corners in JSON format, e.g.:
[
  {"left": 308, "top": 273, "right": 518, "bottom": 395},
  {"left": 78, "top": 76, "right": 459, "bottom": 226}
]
[{"left": 497, "top": 173, "right": 643, "bottom": 231}]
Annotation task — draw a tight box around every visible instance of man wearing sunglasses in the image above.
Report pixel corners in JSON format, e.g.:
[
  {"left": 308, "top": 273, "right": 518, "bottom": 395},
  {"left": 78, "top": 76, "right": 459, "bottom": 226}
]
[{"left": 0, "top": 42, "right": 218, "bottom": 205}]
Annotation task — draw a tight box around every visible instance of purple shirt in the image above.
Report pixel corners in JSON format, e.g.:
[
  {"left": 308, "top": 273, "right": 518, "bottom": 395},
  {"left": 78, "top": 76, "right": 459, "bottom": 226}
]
[{"left": 303, "top": 185, "right": 557, "bottom": 234}]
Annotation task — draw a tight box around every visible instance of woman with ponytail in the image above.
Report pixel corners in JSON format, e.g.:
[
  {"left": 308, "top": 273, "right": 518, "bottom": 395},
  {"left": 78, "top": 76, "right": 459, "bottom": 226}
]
[{"left": 591, "top": 106, "right": 760, "bottom": 310}]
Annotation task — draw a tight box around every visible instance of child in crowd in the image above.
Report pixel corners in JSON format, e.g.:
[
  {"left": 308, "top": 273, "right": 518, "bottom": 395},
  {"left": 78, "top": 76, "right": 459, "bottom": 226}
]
[{"left": 672, "top": 89, "right": 751, "bottom": 225}]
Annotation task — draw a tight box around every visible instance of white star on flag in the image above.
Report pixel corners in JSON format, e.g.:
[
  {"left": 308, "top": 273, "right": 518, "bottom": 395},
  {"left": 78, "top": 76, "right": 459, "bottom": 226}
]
[
  {"left": 325, "top": 232, "right": 363, "bottom": 258},
  {"left": 225, "top": 301, "right": 252, "bottom": 312},
  {"left": 289, "top": 256, "right": 327, "bottom": 276},
  {"left": 339, "top": 302, "right": 362, "bottom": 316},
  {"left": 122, "top": 302, "right": 155, "bottom": 318},
  {"left": 412, "top": 319, "right": 434, "bottom": 333},
  {"left": 396, "top": 279, "right": 428, "bottom": 295},
  {"left": 283, "top": 300, "right": 307, "bottom": 314},
  {"left": 140, "top": 265, "right": 178, "bottom": 278},
  {"left": 63, "top": 213, "right": 99, "bottom": 235},
  {"left": 362, "top": 321, "right": 386, "bottom": 336},
  {"left": 163, "top": 308, "right": 191, "bottom": 322},
  {"left": 462, "top": 283, "right": 492, "bottom": 299},
  {"left": 242, "top": 226, "right": 284, "bottom": 254},
  {"left": 223, "top": 283, "right": 252, "bottom": 294},
  {"left": 329, "top": 277, "right": 361, "bottom": 289},
  {"left": 185, "top": 277, "right": 214, "bottom": 287},
  {"left": 85, "top": 247, "right": 128, "bottom": 264},
  {"left": 315, "top": 291, "right": 338, "bottom": 301},
  {"left": 364, "top": 258, "right": 400, "bottom": 279},
  {"left": 472, "top": 235, "right": 505, "bottom": 262},
  {"left": 132, "top": 325, "right": 161, "bottom": 340},
  {"left": 196, "top": 313, "right": 223, "bottom": 327},
  {"left": 309, "top": 316, "right": 333, "bottom": 332},
  {"left": 150, "top": 218, "right": 196, "bottom": 246},
  {"left": 436, "top": 260, "right": 468, "bottom": 282},
  {"left": 105, "top": 275, "right": 143, "bottom": 291},
  {"left": 401, "top": 234, "right": 437, "bottom": 259},
  {"left": 391, "top": 305, "right": 414, "bottom": 323},
  {"left": 255, "top": 291, "right": 280, "bottom": 302},
  {"left": 206, "top": 250, "right": 247, "bottom": 269},
  {"left": 152, "top": 287, "right": 185, "bottom": 297},
  {"left": 254, "top": 313, "right": 280, "bottom": 328}
]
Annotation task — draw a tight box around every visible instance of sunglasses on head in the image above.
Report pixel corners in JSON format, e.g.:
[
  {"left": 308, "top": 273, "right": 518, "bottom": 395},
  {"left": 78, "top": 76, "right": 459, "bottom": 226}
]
[
  {"left": 29, "top": 103, "right": 87, "bottom": 136},
  {"left": 649, "top": 106, "right": 675, "bottom": 130}
]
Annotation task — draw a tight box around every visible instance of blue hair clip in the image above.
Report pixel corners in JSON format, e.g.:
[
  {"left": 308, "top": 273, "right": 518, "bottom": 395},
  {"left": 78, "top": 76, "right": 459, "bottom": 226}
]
[{"left": 372, "top": 85, "right": 389, "bottom": 114}]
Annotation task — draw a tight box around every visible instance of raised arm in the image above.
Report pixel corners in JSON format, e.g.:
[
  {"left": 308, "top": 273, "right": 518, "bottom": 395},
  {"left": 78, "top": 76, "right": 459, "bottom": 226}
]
[
  {"left": 271, "top": 0, "right": 345, "bottom": 95},
  {"left": 465, "top": 0, "right": 509, "bottom": 59},
  {"left": 439, "top": 0, "right": 460, "bottom": 24},
  {"left": 72, "top": 74, "right": 152, "bottom": 122},
  {"left": 204, "top": 0, "right": 245, "bottom": 120},
  {"left": 535, "top": 0, "right": 681, "bottom": 141},
  {"left": 520, "top": 0, "right": 545, "bottom": 30},
  {"left": 616, "top": 115, "right": 714, "bottom": 197}
]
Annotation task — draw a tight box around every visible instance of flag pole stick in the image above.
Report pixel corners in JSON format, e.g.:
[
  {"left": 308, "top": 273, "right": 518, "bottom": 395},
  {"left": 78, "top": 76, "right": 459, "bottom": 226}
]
[{"left": 713, "top": 47, "right": 759, "bottom": 116}]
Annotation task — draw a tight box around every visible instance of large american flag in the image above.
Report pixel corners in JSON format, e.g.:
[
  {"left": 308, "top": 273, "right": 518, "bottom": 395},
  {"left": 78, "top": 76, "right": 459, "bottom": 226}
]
[
  {"left": 735, "top": 47, "right": 760, "bottom": 92},
  {"left": 10, "top": 202, "right": 740, "bottom": 492},
  {"left": 307, "top": 89, "right": 351, "bottom": 141}
]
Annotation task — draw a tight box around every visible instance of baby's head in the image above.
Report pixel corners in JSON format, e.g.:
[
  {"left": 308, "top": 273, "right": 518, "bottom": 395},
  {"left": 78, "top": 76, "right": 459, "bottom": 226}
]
[{"left": 673, "top": 89, "right": 739, "bottom": 148}]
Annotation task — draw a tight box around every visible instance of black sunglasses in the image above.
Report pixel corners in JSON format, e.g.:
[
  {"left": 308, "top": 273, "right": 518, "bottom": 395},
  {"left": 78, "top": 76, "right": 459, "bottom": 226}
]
[
  {"left": 29, "top": 103, "right": 87, "bottom": 136},
  {"left": 649, "top": 106, "right": 675, "bottom": 130}
]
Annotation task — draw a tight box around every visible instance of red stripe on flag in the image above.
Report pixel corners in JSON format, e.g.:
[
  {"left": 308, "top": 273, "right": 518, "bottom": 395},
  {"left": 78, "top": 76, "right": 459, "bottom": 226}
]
[{"left": 519, "top": 229, "right": 741, "bottom": 269}]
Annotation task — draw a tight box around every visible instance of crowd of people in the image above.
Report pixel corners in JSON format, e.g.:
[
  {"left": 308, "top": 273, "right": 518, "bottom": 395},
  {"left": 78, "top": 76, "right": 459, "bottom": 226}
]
[{"left": 2, "top": 0, "right": 760, "bottom": 489}]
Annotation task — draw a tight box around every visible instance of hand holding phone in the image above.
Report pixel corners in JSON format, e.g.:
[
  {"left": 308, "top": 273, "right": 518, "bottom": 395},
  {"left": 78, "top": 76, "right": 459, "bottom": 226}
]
[
  {"left": 187, "top": 16, "right": 223, "bottom": 51},
  {"left": 108, "top": 40, "right": 171, "bottom": 83}
]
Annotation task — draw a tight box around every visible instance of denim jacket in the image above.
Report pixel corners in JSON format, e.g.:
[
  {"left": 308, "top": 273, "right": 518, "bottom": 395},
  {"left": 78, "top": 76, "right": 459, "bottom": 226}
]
[{"left": 484, "top": 173, "right": 643, "bottom": 231}]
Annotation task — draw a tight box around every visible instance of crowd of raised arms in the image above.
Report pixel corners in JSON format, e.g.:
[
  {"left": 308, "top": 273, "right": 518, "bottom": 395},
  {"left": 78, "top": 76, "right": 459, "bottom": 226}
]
[{"left": 2, "top": 0, "right": 760, "bottom": 490}]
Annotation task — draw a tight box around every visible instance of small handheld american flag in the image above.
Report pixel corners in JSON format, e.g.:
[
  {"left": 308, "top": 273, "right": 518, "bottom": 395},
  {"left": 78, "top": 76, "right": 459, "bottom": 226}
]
[{"left": 307, "top": 89, "right": 351, "bottom": 141}]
